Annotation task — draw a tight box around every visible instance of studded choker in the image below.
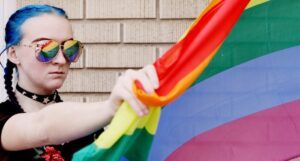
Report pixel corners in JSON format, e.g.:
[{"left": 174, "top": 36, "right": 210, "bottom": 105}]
[{"left": 16, "top": 84, "right": 58, "bottom": 104}]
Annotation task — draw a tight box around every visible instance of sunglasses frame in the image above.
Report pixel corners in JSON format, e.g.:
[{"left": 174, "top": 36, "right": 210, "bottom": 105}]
[{"left": 17, "top": 39, "right": 84, "bottom": 63}]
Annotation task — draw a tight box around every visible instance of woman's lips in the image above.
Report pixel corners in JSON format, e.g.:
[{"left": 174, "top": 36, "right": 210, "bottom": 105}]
[{"left": 49, "top": 71, "right": 65, "bottom": 74}]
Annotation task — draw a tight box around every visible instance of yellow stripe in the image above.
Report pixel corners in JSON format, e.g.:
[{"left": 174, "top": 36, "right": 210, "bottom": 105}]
[
  {"left": 64, "top": 40, "right": 77, "bottom": 49},
  {"left": 94, "top": 101, "right": 160, "bottom": 148},
  {"left": 145, "top": 107, "right": 161, "bottom": 135},
  {"left": 125, "top": 106, "right": 160, "bottom": 135},
  {"left": 94, "top": 102, "right": 138, "bottom": 148},
  {"left": 43, "top": 42, "right": 58, "bottom": 52},
  {"left": 246, "top": 0, "right": 269, "bottom": 9}
]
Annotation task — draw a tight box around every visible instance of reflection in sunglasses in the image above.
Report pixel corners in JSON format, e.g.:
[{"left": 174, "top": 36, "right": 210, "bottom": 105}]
[{"left": 18, "top": 39, "right": 84, "bottom": 63}]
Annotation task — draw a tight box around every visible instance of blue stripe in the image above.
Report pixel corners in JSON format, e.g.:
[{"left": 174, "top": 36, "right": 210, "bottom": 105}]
[
  {"left": 148, "top": 45, "right": 300, "bottom": 161},
  {"left": 120, "top": 156, "right": 129, "bottom": 161}
]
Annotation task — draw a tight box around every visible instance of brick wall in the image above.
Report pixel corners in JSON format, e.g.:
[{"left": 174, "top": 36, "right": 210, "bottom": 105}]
[{"left": 17, "top": 0, "right": 210, "bottom": 102}]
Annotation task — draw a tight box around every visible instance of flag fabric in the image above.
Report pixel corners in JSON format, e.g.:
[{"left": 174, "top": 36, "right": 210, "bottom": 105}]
[
  {"left": 148, "top": 0, "right": 300, "bottom": 160},
  {"left": 72, "top": 0, "right": 250, "bottom": 160}
]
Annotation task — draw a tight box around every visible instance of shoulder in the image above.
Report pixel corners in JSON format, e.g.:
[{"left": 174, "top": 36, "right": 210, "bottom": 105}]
[
  {"left": 0, "top": 100, "right": 21, "bottom": 151},
  {"left": 0, "top": 100, "right": 13, "bottom": 110},
  {"left": 0, "top": 100, "right": 24, "bottom": 138},
  {"left": 0, "top": 100, "right": 13, "bottom": 120},
  {"left": 0, "top": 100, "right": 22, "bottom": 122},
  {"left": 0, "top": 100, "right": 12, "bottom": 107}
]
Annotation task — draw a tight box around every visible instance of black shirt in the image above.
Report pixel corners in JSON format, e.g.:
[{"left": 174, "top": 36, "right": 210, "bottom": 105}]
[{"left": 0, "top": 100, "right": 103, "bottom": 161}]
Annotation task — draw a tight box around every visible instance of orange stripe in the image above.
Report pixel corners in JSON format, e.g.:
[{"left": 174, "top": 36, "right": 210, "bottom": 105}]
[
  {"left": 133, "top": 0, "right": 250, "bottom": 106},
  {"left": 133, "top": 45, "right": 220, "bottom": 107}
]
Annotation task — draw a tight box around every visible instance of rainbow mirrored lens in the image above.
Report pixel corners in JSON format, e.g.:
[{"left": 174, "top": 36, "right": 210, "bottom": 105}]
[
  {"left": 35, "top": 39, "right": 82, "bottom": 63},
  {"left": 63, "top": 40, "right": 80, "bottom": 62},
  {"left": 37, "top": 40, "right": 59, "bottom": 62}
]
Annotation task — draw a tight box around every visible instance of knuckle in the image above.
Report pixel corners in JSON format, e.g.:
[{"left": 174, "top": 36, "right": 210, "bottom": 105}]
[
  {"left": 122, "top": 93, "right": 134, "bottom": 102},
  {"left": 125, "top": 69, "right": 136, "bottom": 76},
  {"left": 145, "top": 64, "right": 153, "bottom": 70},
  {"left": 116, "top": 75, "right": 125, "bottom": 82}
]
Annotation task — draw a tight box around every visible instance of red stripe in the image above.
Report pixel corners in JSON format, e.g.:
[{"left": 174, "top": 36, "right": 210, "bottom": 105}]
[{"left": 153, "top": 0, "right": 250, "bottom": 96}]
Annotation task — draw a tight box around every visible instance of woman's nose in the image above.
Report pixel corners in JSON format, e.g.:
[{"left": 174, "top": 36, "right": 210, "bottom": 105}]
[{"left": 52, "top": 48, "right": 67, "bottom": 64}]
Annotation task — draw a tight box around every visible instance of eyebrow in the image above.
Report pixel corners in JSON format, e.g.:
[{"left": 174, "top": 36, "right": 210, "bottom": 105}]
[{"left": 31, "top": 37, "right": 74, "bottom": 43}]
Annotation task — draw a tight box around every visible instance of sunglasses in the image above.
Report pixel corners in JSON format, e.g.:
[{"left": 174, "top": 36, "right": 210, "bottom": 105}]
[{"left": 18, "top": 39, "right": 84, "bottom": 63}]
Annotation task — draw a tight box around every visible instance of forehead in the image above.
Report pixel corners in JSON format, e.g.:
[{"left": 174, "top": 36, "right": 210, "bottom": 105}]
[{"left": 21, "top": 14, "right": 73, "bottom": 42}]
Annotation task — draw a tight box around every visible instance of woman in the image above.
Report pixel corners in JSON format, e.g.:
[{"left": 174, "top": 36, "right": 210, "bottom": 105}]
[{"left": 0, "top": 4, "right": 158, "bottom": 161}]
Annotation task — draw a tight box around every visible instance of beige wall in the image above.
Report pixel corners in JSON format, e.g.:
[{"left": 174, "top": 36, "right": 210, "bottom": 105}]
[
  {"left": 17, "top": 0, "right": 210, "bottom": 102},
  {"left": 0, "top": 0, "right": 17, "bottom": 101}
]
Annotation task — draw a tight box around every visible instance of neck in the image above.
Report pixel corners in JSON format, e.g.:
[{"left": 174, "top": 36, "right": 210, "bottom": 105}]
[
  {"left": 17, "top": 79, "right": 55, "bottom": 95},
  {"left": 15, "top": 91, "right": 48, "bottom": 112}
]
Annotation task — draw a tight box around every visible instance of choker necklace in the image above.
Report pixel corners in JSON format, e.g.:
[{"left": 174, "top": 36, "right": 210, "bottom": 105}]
[{"left": 16, "top": 84, "right": 58, "bottom": 104}]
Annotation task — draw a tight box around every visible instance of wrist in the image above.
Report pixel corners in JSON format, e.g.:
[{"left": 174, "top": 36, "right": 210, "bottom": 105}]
[{"left": 103, "top": 100, "right": 118, "bottom": 117}]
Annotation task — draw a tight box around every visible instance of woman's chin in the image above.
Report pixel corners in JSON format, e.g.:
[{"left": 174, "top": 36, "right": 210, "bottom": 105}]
[{"left": 45, "top": 81, "right": 65, "bottom": 91}]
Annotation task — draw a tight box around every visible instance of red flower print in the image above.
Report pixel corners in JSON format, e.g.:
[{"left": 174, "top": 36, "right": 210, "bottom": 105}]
[{"left": 41, "top": 146, "right": 65, "bottom": 161}]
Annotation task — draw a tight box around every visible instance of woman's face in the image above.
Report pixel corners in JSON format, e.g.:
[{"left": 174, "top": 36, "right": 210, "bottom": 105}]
[{"left": 13, "top": 14, "right": 73, "bottom": 94}]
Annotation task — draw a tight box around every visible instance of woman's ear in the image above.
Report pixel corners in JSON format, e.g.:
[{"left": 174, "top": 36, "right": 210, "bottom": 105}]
[{"left": 7, "top": 46, "right": 20, "bottom": 65}]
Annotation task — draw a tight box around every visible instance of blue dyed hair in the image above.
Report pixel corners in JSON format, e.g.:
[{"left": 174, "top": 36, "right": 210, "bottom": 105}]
[
  {"left": 1, "top": 4, "right": 67, "bottom": 107},
  {"left": 0, "top": 4, "right": 68, "bottom": 56}
]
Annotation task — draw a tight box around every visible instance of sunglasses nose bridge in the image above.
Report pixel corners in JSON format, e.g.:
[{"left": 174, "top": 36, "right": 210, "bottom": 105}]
[
  {"left": 59, "top": 44, "right": 64, "bottom": 50},
  {"left": 52, "top": 45, "right": 68, "bottom": 64},
  {"left": 59, "top": 44, "right": 72, "bottom": 61},
  {"left": 58, "top": 44, "right": 67, "bottom": 59}
]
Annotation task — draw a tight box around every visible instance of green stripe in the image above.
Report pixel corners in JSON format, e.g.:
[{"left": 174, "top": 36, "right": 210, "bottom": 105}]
[
  {"left": 193, "top": 0, "right": 300, "bottom": 85},
  {"left": 123, "top": 129, "right": 153, "bottom": 161},
  {"left": 72, "top": 128, "right": 153, "bottom": 161}
]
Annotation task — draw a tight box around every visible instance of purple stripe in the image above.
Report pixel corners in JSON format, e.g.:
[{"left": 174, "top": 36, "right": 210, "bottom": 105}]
[
  {"left": 149, "top": 45, "right": 300, "bottom": 161},
  {"left": 167, "top": 99, "right": 300, "bottom": 161}
]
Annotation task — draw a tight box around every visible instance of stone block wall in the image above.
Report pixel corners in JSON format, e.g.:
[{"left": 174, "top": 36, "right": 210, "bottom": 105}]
[{"left": 17, "top": 0, "right": 210, "bottom": 102}]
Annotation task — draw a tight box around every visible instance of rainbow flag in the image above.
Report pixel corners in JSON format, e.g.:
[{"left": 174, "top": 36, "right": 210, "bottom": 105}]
[
  {"left": 69, "top": 0, "right": 300, "bottom": 160},
  {"left": 149, "top": 0, "right": 300, "bottom": 161}
]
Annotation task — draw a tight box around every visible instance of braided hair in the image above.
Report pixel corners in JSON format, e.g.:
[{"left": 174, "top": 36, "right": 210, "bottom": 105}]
[{"left": 1, "top": 5, "right": 67, "bottom": 108}]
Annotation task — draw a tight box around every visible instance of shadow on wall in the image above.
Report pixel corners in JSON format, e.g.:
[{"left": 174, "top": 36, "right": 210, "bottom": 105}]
[{"left": 0, "top": 0, "right": 16, "bottom": 102}]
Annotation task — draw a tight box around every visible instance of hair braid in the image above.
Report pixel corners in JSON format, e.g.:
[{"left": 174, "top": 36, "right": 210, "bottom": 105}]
[{"left": 4, "top": 60, "right": 22, "bottom": 110}]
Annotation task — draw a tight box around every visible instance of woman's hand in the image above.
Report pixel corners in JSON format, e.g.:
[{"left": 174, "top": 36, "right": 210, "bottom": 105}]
[{"left": 106, "top": 65, "right": 159, "bottom": 117}]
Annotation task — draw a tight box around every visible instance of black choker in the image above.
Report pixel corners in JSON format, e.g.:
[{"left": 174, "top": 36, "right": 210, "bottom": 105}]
[{"left": 16, "top": 84, "right": 58, "bottom": 104}]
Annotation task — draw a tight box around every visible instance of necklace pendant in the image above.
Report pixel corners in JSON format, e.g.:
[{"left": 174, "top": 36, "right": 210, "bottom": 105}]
[
  {"left": 43, "top": 97, "right": 50, "bottom": 104},
  {"left": 32, "top": 95, "right": 37, "bottom": 100}
]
